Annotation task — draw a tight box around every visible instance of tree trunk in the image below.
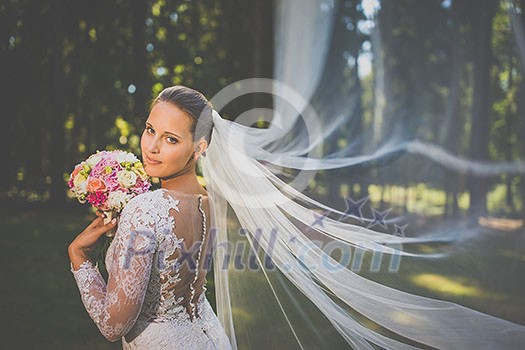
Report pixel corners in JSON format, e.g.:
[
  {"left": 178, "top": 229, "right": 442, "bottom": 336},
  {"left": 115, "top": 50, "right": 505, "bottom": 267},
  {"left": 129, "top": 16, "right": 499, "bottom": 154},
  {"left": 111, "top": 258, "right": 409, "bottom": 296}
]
[
  {"left": 443, "top": 0, "right": 466, "bottom": 219},
  {"left": 64, "top": 3, "right": 81, "bottom": 171},
  {"left": 18, "top": 3, "right": 44, "bottom": 193},
  {"left": 352, "top": 35, "right": 364, "bottom": 200},
  {"left": 49, "top": 0, "right": 66, "bottom": 206},
  {"left": 505, "top": 56, "right": 516, "bottom": 212},
  {"left": 518, "top": 87, "right": 525, "bottom": 220},
  {"left": 131, "top": 0, "right": 148, "bottom": 126},
  {"left": 1, "top": 3, "right": 14, "bottom": 194},
  {"left": 468, "top": 0, "right": 496, "bottom": 218},
  {"left": 252, "top": 0, "right": 273, "bottom": 109},
  {"left": 253, "top": 0, "right": 264, "bottom": 80},
  {"left": 520, "top": 0, "right": 525, "bottom": 219}
]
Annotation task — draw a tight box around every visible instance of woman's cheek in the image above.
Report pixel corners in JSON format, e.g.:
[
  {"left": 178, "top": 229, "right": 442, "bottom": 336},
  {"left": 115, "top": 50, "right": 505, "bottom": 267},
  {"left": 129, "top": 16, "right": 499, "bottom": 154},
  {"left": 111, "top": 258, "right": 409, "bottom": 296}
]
[{"left": 140, "top": 132, "right": 148, "bottom": 150}]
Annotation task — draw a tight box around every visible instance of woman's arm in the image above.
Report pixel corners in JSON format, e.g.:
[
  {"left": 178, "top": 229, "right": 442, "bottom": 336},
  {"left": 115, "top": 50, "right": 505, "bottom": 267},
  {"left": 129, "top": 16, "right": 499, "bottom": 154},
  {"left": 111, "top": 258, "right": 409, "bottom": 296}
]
[
  {"left": 69, "top": 247, "right": 90, "bottom": 270},
  {"left": 69, "top": 201, "right": 157, "bottom": 342},
  {"left": 68, "top": 211, "right": 115, "bottom": 269}
]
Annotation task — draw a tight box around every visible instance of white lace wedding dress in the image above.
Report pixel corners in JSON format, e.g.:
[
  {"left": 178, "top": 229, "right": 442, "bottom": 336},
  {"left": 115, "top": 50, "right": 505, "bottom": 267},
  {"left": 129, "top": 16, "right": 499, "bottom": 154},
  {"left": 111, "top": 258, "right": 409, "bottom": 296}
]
[{"left": 71, "top": 189, "right": 232, "bottom": 349}]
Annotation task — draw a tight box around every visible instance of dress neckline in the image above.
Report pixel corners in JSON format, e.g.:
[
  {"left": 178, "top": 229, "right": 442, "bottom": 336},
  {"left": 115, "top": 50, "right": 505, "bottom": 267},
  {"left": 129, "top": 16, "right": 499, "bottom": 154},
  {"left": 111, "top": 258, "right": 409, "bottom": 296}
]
[{"left": 158, "top": 188, "right": 208, "bottom": 198}]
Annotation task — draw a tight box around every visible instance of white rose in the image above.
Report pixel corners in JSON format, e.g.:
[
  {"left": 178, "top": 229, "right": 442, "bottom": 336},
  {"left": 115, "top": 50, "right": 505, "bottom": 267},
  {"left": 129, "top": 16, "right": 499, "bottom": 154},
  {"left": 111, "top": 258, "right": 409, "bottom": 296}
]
[
  {"left": 76, "top": 180, "right": 88, "bottom": 195},
  {"left": 107, "top": 191, "right": 131, "bottom": 211},
  {"left": 86, "top": 153, "right": 102, "bottom": 167},
  {"left": 73, "top": 174, "right": 88, "bottom": 194},
  {"left": 116, "top": 151, "right": 138, "bottom": 164},
  {"left": 126, "top": 153, "right": 139, "bottom": 163},
  {"left": 117, "top": 170, "right": 138, "bottom": 188}
]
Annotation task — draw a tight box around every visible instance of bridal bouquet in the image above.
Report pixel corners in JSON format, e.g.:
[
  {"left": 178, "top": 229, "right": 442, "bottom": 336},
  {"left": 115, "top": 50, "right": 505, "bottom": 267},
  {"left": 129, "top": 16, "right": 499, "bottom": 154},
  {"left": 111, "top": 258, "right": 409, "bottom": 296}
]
[{"left": 67, "top": 150, "right": 151, "bottom": 236}]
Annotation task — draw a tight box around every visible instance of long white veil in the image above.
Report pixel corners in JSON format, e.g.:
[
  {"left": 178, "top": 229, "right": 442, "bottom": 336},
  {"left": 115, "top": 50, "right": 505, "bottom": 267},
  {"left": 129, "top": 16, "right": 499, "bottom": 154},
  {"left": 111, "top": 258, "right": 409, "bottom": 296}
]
[{"left": 200, "top": 0, "right": 525, "bottom": 348}]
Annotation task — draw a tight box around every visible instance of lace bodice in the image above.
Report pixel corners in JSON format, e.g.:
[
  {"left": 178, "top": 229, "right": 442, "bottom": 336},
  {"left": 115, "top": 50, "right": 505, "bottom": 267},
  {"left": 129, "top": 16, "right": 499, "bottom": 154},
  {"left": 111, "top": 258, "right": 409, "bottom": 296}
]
[{"left": 71, "top": 189, "right": 220, "bottom": 345}]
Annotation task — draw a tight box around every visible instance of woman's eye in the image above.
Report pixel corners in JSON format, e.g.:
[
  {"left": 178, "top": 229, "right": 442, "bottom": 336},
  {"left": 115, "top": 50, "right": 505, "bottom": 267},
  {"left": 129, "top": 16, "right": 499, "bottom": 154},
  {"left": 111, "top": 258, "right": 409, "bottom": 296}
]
[
  {"left": 167, "top": 137, "right": 178, "bottom": 144},
  {"left": 146, "top": 127, "right": 154, "bottom": 134}
]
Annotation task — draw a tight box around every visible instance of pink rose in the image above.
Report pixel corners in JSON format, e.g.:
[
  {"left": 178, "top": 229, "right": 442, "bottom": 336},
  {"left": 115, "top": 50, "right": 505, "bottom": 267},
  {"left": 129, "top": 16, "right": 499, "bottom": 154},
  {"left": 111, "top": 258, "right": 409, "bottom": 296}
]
[
  {"left": 91, "top": 158, "right": 121, "bottom": 177},
  {"left": 104, "top": 173, "right": 120, "bottom": 191},
  {"left": 87, "top": 177, "right": 107, "bottom": 192}
]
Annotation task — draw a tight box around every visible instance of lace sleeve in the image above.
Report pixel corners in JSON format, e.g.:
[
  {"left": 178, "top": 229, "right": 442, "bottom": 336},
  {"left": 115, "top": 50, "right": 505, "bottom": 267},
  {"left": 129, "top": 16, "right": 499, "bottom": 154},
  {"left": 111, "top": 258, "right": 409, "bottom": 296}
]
[{"left": 71, "top": 196, "right": 157, "bottom": 342}]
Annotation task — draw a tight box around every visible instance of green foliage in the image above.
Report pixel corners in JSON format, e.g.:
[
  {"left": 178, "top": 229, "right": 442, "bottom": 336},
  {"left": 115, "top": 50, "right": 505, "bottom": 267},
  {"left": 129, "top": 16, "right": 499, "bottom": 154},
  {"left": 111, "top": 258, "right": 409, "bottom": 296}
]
[
  {"left": 1, "top": 0, "right": 524, "bottom": 218},
  {"left": 2, "top": 0, "right": 272, "bottom": 204}
]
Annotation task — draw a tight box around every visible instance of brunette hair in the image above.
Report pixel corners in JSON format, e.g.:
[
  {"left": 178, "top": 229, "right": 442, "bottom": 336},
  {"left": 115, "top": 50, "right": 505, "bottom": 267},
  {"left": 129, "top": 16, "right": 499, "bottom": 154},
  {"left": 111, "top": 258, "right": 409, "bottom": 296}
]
[{"left": 153, "top": 86, "right": 213, "bottom": 144}]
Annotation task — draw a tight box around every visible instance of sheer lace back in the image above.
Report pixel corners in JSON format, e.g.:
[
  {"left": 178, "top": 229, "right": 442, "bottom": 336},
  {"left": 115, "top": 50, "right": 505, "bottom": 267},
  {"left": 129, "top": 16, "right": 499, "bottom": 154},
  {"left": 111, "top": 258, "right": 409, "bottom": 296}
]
[
  {"left": 72, "top": 189, "right": 214, "bottom": 342},
  {"left": 157, "top": 191, "right": 210, "bottom": 321},
  {"left": 134, "top": 189, "right": 211, "bottom": 323}
]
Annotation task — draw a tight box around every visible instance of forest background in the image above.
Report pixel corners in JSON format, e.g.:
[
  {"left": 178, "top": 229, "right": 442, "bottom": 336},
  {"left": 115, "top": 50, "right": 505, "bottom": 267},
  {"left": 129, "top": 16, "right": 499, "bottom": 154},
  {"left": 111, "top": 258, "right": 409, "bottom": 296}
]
[{"left": 1, "top": 0, "right": 524, "bottom": 349}]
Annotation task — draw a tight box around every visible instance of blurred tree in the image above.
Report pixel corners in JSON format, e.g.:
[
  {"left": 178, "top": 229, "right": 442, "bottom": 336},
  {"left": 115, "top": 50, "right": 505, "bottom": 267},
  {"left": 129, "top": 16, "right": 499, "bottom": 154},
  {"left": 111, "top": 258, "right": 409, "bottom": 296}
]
[
  {"left": 49, "top": 0, "right": 66, "bottom": 205},
  {"left": 317, "top": 0, "right": 368, "bottom": 206},
  {"left": 131, "top": 0, "right": 149, "bottom": 125},
  {"left": 468, "top": 0, "right": 497, "bottom": 217},
  {"left": 376, "top": 0, "right": 451, "bottom": 210},
  {"left": 1, "top": 0, "right": 523, "bottom": 221},
  {"left": 489, "top": 3, "right": 522, "bottom": 215},
  {"left": 519, "top": 0, "right": 525, "bottom": 218},
  {"left": 0, "top": 0, "right": 273, "bottom": 207},
  {"left": 441, "top": 0, "right": 474, "bottom": 218},
  {"left": 0, "top": 0, "right": 17, "bottom": 197}
]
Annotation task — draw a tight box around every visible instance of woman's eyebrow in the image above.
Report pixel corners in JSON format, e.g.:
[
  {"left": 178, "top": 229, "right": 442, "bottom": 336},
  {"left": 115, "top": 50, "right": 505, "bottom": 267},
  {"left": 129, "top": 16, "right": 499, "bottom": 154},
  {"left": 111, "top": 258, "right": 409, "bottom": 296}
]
[
  {"left": 145, "top": 122, "right": 182, "bottom": 138},
  {"left": 164, "top": 130, "right": 182, "bottom": 138}
]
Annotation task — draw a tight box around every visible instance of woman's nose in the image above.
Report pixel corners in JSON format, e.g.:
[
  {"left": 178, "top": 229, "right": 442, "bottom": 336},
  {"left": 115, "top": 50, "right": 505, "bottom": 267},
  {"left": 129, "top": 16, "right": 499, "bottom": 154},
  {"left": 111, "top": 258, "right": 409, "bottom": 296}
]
[{"left": 147, "top": 137, "right": 160, "bottom": 154}]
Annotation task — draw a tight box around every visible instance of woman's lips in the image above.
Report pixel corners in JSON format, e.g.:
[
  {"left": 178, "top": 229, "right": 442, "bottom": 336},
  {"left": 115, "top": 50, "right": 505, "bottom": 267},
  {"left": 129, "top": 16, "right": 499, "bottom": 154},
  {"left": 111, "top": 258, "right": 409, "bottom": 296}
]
[{"left": 144, "top": 155, "right": 161, "bottom": 165}]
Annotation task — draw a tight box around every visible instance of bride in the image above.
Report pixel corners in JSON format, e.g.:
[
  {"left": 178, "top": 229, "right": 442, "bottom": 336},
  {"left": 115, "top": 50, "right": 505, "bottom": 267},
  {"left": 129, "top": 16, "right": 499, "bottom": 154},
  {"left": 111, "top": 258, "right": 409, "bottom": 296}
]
[
  {"left": 70, "top": 85, "right": 525, "bottom": 349},
  {"left": 69, "top": 86, "right": 232, "bottom": 349}
]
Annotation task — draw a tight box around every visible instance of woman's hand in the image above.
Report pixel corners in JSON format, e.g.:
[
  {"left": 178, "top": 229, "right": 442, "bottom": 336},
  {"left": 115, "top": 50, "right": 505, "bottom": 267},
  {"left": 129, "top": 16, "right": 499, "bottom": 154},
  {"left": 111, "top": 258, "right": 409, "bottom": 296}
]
[{"left": 69, "top": 211, "right": 117, "bottom": 270}]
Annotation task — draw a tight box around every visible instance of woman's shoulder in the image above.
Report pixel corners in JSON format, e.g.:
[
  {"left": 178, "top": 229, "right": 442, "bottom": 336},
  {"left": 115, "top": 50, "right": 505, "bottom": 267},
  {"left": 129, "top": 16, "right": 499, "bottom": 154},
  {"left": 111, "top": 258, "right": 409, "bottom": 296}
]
[
  {"left": 117, "top": 190, "right": 179, "bottom": 234},
  {"left": 157, "top": 188, "right": 209, "bottom": 210},
  {"left": 122, "top": 189, "right": 179, "bottom": 215},
  {"left": 126, "top": 188, "right": 164, "bottom": 204},
  {"left": 122, "top": 188, "right": 208, "bottom": 217}
]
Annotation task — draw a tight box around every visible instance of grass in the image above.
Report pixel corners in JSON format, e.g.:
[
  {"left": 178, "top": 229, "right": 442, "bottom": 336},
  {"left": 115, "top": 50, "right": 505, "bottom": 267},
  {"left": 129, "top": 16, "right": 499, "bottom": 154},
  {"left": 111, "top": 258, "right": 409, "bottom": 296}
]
[
  {"left": 1, "top": 206, "right": 524, "bottom": 349},
  {"left": 1, "top": 209, "right": 120, "bottom": 350},
  {"left": 362, "top": 218, "right": 525, "bottom": 325}
]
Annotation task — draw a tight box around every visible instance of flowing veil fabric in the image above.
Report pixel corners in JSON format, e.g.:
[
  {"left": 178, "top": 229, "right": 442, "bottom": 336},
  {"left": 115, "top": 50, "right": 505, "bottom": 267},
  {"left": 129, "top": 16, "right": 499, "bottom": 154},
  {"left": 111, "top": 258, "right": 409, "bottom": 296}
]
[
  {"left": 201, "top": 111, "right": 525, "bottom": 349},
  {"left": 199, "top": 0, "right": 525, "bottom": 348}
]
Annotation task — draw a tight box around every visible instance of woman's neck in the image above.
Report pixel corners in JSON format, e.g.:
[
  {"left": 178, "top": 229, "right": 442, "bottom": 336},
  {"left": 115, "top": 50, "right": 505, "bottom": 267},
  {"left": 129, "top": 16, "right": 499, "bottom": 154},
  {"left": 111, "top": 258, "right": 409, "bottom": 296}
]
[{"left": 160, "top": 171, "right": 205, "bottom": 195}]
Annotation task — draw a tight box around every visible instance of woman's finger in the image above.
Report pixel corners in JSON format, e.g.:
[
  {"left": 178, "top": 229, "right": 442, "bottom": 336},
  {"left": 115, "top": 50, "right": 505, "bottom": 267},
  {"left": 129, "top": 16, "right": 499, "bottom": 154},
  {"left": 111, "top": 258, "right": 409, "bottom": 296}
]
[
  {"left": 86, "top": 216, "right": 104, "bottom": 229},
  {"left": 94, "top": 218, "right": 117, "bottom": 236}
]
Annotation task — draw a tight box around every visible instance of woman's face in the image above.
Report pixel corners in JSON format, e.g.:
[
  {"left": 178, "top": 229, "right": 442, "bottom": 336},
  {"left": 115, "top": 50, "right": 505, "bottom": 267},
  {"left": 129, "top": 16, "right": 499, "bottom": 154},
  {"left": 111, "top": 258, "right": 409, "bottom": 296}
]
[{"left": 141, "top": 101, "right": 196, "bottom": 178}]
